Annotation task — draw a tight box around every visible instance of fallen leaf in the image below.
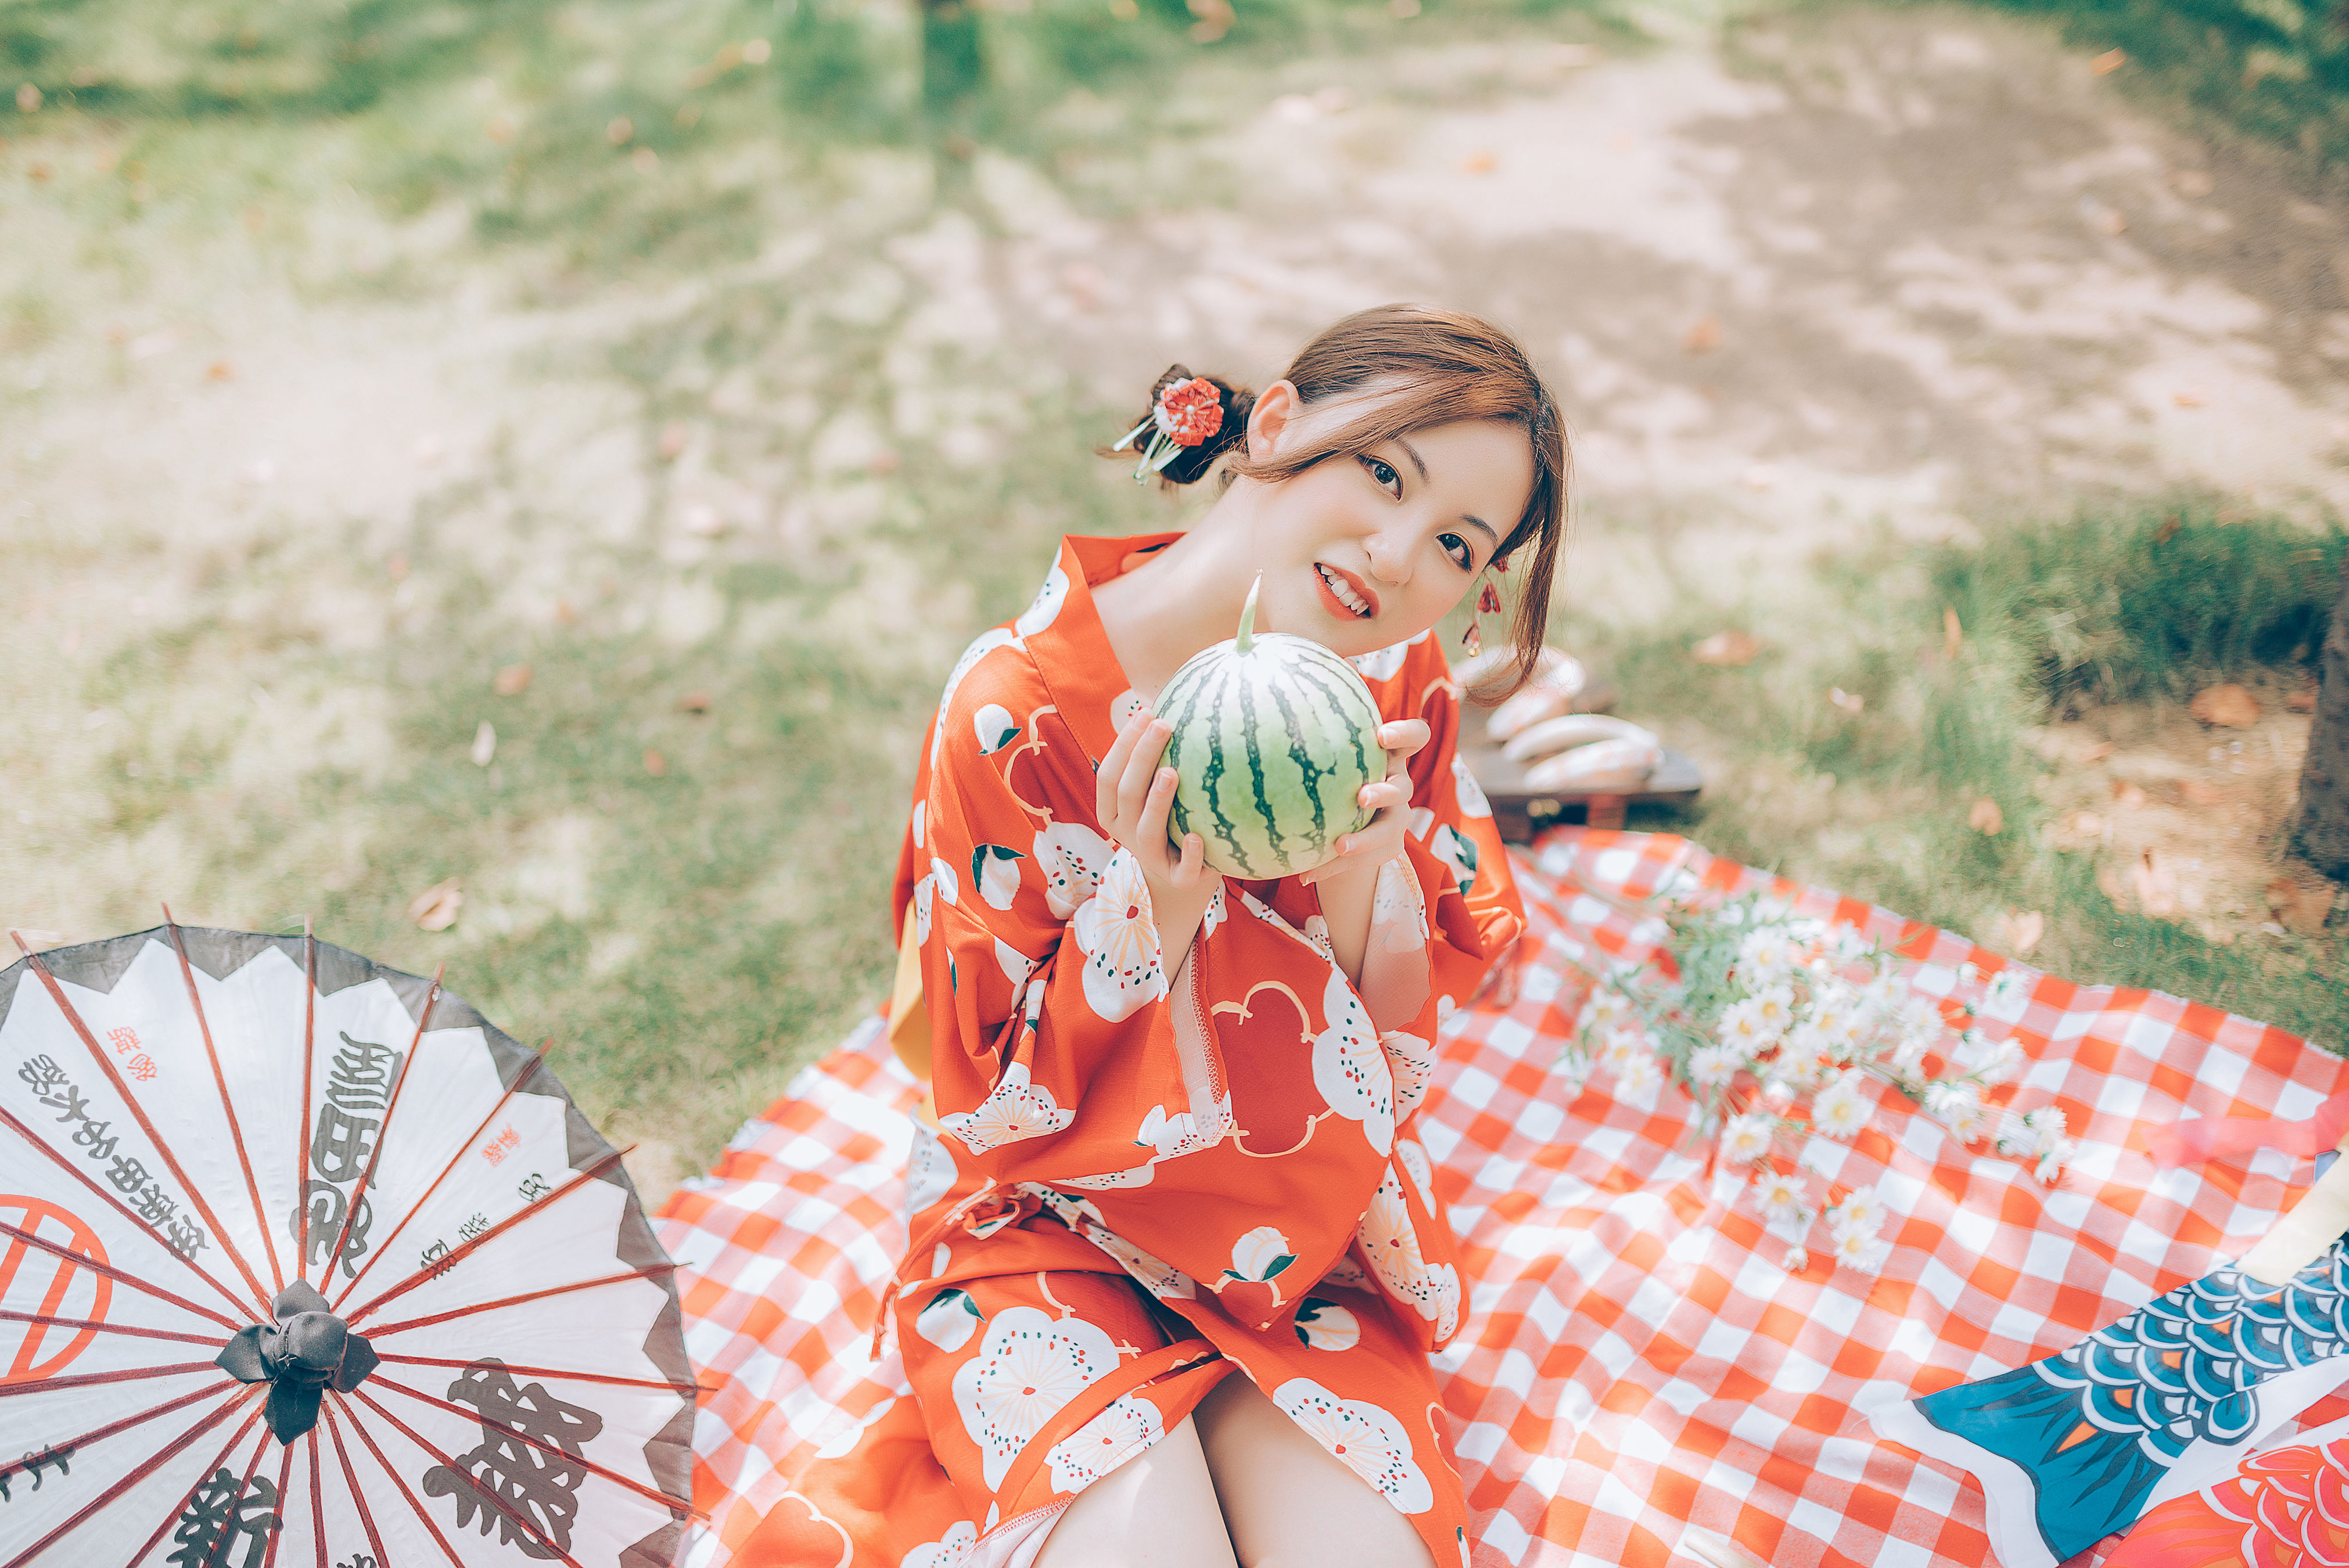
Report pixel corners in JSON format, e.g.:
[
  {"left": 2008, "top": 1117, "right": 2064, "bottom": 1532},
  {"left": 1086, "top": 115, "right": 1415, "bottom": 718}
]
[
  {"left": 675, "top": 102, "right": 703, "bottom": 130},
  {"left": 1828, "top": 686, "right": 1865, "bottom": 715},
  {"left": 2171, "top": 168, "right": 2214, "bottom": 198},
  {"left": 1683, "top": 316, "right": 1722, "bottom": 354},
  {"left": 554, "top": 598, "right": 579, "bottom": 626},
  {"left": 631, "top": 146, "right": 659, "bottom": 174},
  {"left": 2093, "top": 207, "right": 2128, "bottom": 236},
  {"left": 743, "top": 38, "right": 772, "bottom": 64},
  {"left": 1387, "top": 0, "right": 1420, "bottom": 16},
  {"left": 2289, "top": 685, "right": 2318, "bottom": 713},
  {"left": 678, "top": 691, "right": 712, "bottom": 714},
  {"left": 206, "top": 359, "right": 234, "bottom": 383},
  {"left": 643, "top": 747, "right": 669, "bottom": 776},
  {"left": 1993, "top": 909, "right": 2045, "bottom": 956},
  {"left": 487, "top": 113, "right": 517, "bottom": 145},
  {"left": 867, "top": 449, "right": 901, "bottom": 476},
  {"left": 470, "top": 721, "right": 497, "bottom": 767},
  {"left": 2132, "top": 848, "right": 2178, "bottom": 918},
  {"left": 2176, "top": 778, "right": 2231, "bottom": 807},
  {"left": 2188, "top": 684, "right": 2260, "bottom": 727},
  {"left": 2090, "top": 48, "right": 2127, "bottom": 75},
  {"left": 408, "top": 878, "right": 464, "bottom": 932},
  {"left": 1461, "top": 150, "right": 1497, "bottom": 174},
  {"left": 680, "top": 503, "right": 725, "bottom": 537},
  {"left": 657, "top": 422, "right": 690, "bottom": 462},
  {"left": 2080, "top": 741, "right": 2115, "bottom": 763},
  {"left": 2111, "top": 780, "right": 2147, "bottom": 808},
  {"left": 2063, "top": 809, "right": 2106, "bottom": 840},
  {"left": 2268, "top": 875, "right": 2337, "bottom": 936},
  {"left": 15, "top": 83, "right": 40, "bottom": 114},
  {"left": 606, "top": 116, "right": 634, "bottom": 146},
  {"left": 387, "top": 552, "right": 410, "bottom": 581},
  {"left": 2172, "top": 389, "right": 2206, "bottom": 409},
  {"left": 1690, "top": 630, "right": 1760, "bottom": 667},
  {"left": 493, "top": 662, "right": 534, "bottom": 697},
  {"left": 1969, "top": 797, "right": 2004, "bottom": 835},
  {"left": 1943, "top": 606, "right": 1963, "bottom": 660},
  {"left": 2152, "top": 515, "right": 2182, "bottom": 545}
]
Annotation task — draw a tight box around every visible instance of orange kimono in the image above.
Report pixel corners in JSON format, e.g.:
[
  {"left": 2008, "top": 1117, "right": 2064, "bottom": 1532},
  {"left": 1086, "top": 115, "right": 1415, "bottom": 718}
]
[{"left": 771, "top": 533, "right": 1524, "bottom": 1566}]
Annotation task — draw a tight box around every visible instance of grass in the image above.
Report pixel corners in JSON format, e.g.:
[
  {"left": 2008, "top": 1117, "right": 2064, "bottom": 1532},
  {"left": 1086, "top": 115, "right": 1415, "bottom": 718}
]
[
  {"left": 1588, "top": 505, "right": 2349, "bottom": 1048},
  {"left": 6, "top": 0, "right": 2348, "bottom": 1185}
]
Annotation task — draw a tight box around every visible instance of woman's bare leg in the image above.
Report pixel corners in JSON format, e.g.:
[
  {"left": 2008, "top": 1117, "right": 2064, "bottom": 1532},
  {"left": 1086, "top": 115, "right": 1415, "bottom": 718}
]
[
  {"left": 1033, "top": 1412, "right": 1241, "bottom": 1568},
  {"left": 1194, "top": 1374, "right": 1439, "bottom": 1568}
]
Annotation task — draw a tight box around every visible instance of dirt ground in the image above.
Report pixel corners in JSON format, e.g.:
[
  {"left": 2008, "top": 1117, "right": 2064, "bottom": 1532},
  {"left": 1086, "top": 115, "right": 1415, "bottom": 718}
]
[{"left": 7, "top": 1, "right": 2347, "bottom": 1180}]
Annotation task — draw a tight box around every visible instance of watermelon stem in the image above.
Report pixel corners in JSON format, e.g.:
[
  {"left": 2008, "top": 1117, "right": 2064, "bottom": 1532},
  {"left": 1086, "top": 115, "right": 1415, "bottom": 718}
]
[{"left": 1237, "top": 573, "right": 1260, "bottom": 654}]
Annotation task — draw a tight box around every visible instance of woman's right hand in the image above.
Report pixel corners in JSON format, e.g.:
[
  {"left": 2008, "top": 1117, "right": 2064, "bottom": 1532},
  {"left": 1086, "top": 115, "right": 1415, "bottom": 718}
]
[{"left": 1096, "top": 709, "right": 1217, "bottom": 937}]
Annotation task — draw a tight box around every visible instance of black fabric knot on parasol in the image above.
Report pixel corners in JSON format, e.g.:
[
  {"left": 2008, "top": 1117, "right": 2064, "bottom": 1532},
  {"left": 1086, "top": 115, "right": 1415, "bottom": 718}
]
[{"left": 214, "top": 1279, "right": 381, "bottom": 1442}]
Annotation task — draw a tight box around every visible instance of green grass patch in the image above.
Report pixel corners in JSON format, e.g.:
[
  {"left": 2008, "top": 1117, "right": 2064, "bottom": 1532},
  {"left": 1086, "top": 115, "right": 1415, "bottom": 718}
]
[{"left": 1590, "top": 505, "right": 2349, "bottom": 1049}]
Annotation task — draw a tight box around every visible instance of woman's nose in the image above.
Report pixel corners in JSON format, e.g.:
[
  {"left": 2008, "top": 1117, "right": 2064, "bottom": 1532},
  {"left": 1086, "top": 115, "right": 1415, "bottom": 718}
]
[{"left": 1363, "top": 531, "right": 1411, "bottom": 586}]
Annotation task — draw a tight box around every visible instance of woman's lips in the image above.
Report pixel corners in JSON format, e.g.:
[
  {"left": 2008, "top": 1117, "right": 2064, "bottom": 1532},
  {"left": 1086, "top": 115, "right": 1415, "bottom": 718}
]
[{"left": 1314, "top": 562, "right": 1378, "bottom": 620}]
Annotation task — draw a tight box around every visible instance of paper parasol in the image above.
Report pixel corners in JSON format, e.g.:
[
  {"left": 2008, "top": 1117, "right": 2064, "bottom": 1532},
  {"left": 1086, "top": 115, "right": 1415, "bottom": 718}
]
[{"left": 0, "top": 919, "right": 693, "bottom": 1567}]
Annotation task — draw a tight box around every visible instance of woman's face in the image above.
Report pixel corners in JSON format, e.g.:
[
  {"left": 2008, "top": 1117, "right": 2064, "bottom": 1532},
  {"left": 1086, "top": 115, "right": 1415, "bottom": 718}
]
[{"left": 1241, "top": 384, "right": 1537, "bottom": 659}]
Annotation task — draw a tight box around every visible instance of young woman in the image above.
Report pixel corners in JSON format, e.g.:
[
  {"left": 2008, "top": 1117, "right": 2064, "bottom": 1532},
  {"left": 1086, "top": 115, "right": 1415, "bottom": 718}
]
[{"left": 867, "top": 304, "right": 1567, "bottom": 1567}]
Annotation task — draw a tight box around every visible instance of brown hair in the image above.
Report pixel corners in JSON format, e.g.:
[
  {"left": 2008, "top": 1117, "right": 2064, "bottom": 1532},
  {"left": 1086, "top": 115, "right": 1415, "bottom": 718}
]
[{"left": 1112, "top": 304, "right": 1569, "bottom": 696}]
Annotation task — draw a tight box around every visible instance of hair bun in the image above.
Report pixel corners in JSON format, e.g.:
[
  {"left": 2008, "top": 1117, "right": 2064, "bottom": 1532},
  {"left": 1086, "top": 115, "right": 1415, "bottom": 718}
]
[{"left": 1109, "top": 364, "right": 1254, "bottom": 487}]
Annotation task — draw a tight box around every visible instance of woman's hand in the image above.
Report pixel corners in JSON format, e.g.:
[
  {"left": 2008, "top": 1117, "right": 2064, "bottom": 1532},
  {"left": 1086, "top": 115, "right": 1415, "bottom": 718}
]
[
  {"left": 1298, "top": 719, "right": 1430, "bottom": 890},
  {"left": 1096, "top": 710, "right": 1219, "bottom": 961}
]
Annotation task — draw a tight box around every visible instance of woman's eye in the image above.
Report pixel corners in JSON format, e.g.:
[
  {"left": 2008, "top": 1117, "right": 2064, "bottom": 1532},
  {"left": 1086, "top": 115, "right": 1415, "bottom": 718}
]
[
  {"left": 1360, "top": 455, "right": 1400, "bottom": 497},
  {"left": 1440, "top": 533, "right": 1474, "bottom": 570}
]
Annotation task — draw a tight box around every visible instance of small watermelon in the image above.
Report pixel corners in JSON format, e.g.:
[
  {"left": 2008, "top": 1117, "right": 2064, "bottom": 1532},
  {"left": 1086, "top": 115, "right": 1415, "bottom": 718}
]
[{"left": 1154, "top": 574, "right": 1384, "bottom": 878}]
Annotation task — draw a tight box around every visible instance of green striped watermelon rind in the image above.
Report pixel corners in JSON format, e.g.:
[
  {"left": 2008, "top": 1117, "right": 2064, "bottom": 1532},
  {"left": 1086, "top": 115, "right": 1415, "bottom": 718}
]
[{"left": 1152, "top": 630, "right": 1384, "bottom": 880}]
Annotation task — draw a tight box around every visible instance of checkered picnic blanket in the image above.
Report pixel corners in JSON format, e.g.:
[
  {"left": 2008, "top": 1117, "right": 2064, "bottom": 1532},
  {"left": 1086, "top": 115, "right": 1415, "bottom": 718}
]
[{"left": 656, "top": 829, "right": 2349, "bottom": 1567}]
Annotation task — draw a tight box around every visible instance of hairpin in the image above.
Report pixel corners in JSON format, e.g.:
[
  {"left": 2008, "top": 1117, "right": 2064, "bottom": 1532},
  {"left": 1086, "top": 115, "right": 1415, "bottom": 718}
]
[{"left": 1112, "top": 374, "right": 1226, "bottom": 484}]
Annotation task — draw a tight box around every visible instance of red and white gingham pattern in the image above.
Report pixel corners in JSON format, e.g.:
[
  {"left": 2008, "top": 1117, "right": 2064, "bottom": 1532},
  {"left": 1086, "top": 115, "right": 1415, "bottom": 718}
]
[{"left": 657, "top": 831, "right": 2349, "bottom": 1567}]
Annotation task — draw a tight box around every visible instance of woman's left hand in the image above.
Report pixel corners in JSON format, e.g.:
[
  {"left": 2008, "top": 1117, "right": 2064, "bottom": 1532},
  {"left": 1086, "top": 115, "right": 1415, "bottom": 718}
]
[{"left": 1298, "top": 718, "right": 1429, "bottom": 888}]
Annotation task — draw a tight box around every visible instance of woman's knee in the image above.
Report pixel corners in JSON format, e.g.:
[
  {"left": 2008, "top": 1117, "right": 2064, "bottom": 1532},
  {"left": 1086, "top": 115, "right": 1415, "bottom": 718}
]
[
  {"left": 1033, "top": 1415, "right": 1240, "bottom": 1568},
  {"left": 1193, "top": 1376, "right": 1438, "bottom": 1568}
]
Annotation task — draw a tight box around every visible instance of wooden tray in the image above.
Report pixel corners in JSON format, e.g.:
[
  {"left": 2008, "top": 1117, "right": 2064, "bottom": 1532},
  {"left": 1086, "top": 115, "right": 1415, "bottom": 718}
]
[{"left": 1458, "top": 723, "right": 1703, "bottom": 842}]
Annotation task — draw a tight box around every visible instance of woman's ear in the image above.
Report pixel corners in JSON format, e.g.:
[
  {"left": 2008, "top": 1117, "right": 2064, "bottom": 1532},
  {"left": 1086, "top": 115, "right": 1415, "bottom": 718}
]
[{"left": 1245, "top": 379, "right": 1301, "bottom": 461}]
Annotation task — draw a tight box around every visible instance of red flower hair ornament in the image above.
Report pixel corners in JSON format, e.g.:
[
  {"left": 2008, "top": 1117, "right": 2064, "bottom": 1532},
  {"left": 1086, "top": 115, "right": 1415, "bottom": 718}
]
[{"left": 1112, "top": 374, "right": 1228, "bottom": 484}]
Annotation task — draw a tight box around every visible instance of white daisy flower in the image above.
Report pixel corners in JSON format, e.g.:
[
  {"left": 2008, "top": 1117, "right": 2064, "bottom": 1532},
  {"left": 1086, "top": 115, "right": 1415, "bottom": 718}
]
[
  {"left": 1974, "top": 1036, "right": 2026, "bottom": 1085},
  {"left": 1999, "top": 1106, "right": 2075, "bottom": 1184},
  {"left": 1827, "top": 1222, "right": 1892, "bottom": 1274},
  {"left": 1826, "top": 1184, "right": 1886, "bottom": 1236},
  {"left": 1737, "top": 926, "right": 1803, "bottom": 985},
  {"left": 1721, "top": 1112, "right": 1777, "bottom": 1166},
  {"left": 1781, "top": 1245, "right": 1809, "bottom": 1271},
  {"left": 1613, "top": 1049, "right": 1662, "bottom": 1099},
  {"left": 1925, "top": 1080, "right": 1991, "bottom": 1143},
  {"left": 1751, "top": 1171, "right": 1812, "bottom": 1227},
  {"left": 1749, "top": 986, "right": 1797, "bottom": 1034},
  {"left": 1688, "top": 1043, "right": 1742, "bottom": 1089},
  {"left": 1809, "top": 1071, "right": 1872, "bottom": 1141},
  {"left": 1718, "top": 997, "right": 1779, "bottom": 1053}
]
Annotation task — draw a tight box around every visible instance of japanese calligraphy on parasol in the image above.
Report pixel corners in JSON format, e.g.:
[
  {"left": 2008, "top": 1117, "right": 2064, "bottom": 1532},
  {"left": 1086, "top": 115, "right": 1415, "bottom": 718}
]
[{"left": 0, "top": 919, "right": 694, "bottom": 1568}]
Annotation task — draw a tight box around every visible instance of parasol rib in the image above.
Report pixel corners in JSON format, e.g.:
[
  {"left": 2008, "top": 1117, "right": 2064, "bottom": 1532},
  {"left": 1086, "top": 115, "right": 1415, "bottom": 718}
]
[
  {"left": 319, "top": 1402, "right": 395, "bottom": 1568},
  {"left": 366, "top": 1373, "right": 705, "bottom": 1517},
  {"left": 0, "top": 1213, "right": 243, "bottom": 1332},
  {"left": 326, "top": 1391, "right": 521, "bottom": 1568},
  {"left": 164, "top": 909, "right": 288, "bottom": 1296},
  {"left": 337, "top": 1385, "right": 591, "bottom": 1568},
  {"left": 0, "top": 1303, "right": 222, "bottom": 1349},
  {"left": 296, "top": 921, "right": 317, "bottom": 1289},
  {"left": 0, "top": 1378, "right": 237, "bottom": 1506},
  {"left": 193, "top": 1420, "right": 275, "bottom": 1568},
  {"left": 1, "top": 1382, "right": 257, "bottom": 1568},
  {"left": 340, "top": 1145, "right": 631, "bottom": 1327},
  {"left": 13, "top": 936, "right": 276, "bottom": 1314},
  {"left": 365, "top": 1261, "right": 678, "bottom": 1339},
  {"left": 258, "top": 1430, "right": 299, "bottom": 1568},
  {"left": 117, "top": 1403, "right": 270, "bottom": 1568},
  {"left": 321, "top": 965, "right": 441, "bottom": 1286},
  {"left": 0, "top": 1357, "right": 222, "bottom": 1397},
  {"left": 0, "top": 1100, "right": 255, "bottom": 1320},
  {"left": 326, "top": 1044, "right": 553, "bottom": 1312},
  {"left": 376, "top": 1348, "right": 700, "bottom": 1396},
  {"left": 306, "top": 1427, "right": 326, "bottom": 1568}
]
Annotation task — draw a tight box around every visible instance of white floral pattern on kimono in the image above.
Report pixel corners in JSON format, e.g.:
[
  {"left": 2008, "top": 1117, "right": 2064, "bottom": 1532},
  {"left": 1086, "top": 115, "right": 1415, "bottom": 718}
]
[
  {"left": 940, "top": 1062, "right": 1074, "bottom": 1154},
  {"left": 1359, "top": 1170, "right": 1461, "bottom": 1340},
  {"left": 953, "top": 1306, "right": 1121, "bottom": 1490},
  {"left": 1072, "top": 849, "right": 1167, "bottom": 1022},
  {"left": 1312, "top": 970, "right": 1396, "bottom": 1157},
  {"left": 903, "top": 1520, "right": 979, "bottom": 1568},
  {"left": 907, "top": 1123, "right": 960, "bottom": 1217},
  {"left": 1273, "top": 1377, "right": 1436, "bottom": 1514},
  {"left": 1294, "top": 1296, "right": 1362, "bottom": 1352},
  {"left": 1045, "top": 1394, "right": 1166, "bottom": 1493},
  {"left": 1034, "top": 819, "right": 1116, "bottom": 920}
]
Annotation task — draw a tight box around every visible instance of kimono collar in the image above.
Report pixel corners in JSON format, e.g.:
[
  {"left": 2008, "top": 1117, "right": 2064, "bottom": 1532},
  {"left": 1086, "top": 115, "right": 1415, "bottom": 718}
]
[{"left": 1024, "top": 531, "right": 1181, "bottom": 766}]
